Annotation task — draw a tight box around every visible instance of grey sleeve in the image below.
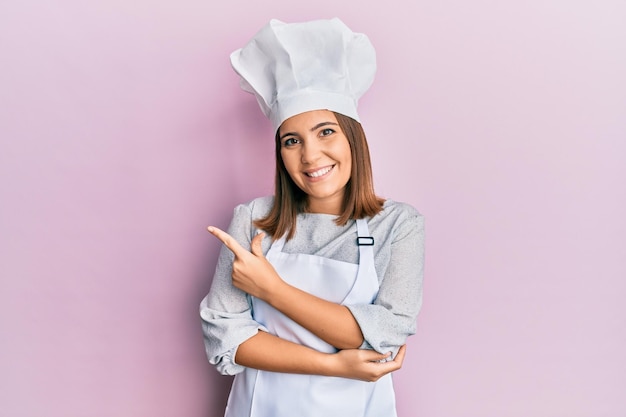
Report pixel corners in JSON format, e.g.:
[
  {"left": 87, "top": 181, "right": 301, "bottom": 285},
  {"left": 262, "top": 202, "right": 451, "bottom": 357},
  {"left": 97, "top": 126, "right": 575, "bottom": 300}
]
[
  {"left": 347, "top": 213, "right": 425, "bottom": 356},
  {"left": 199, "top": 203, "right": 266, "bottom": 375}
]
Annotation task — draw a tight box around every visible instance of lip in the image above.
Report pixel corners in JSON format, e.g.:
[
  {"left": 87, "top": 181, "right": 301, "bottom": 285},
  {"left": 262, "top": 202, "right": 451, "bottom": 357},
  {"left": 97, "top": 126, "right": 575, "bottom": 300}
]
[{"left": 303, "top": 164, "right": 335, "bottom": 181}]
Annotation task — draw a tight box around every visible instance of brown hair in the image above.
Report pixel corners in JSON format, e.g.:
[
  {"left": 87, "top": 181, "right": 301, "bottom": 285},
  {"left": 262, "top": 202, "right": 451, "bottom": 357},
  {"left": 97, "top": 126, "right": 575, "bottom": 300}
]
[{"left": 254, "top": 112, "right": 384, "bottom": 240}]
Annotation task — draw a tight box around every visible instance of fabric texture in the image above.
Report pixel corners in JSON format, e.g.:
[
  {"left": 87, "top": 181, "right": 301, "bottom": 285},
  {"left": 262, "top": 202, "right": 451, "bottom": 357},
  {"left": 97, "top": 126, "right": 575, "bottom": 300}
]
[{"left": 200, "top": 196, "right": 424, "bottom": 376}]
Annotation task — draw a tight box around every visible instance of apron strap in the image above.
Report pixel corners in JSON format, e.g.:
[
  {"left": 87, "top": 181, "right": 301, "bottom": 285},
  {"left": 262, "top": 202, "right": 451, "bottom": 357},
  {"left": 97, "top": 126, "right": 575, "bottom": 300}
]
[
  {"left": 355, "top": 218, "right": 374, "bottom": 246},
  {"left": 355, "top": 218, "right": 375, "bottom": 275},
  {"left": 343, "top": 218, "right": 379, "bottom": 304},
  {"left": 266, "top": 233, "right": 286, "bottom": 257}
]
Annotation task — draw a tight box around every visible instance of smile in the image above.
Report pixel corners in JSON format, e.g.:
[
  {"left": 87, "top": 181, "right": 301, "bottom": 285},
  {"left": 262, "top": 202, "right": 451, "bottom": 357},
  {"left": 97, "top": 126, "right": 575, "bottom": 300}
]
[{"left": 305, "top": 165, "right": 334, "bottom": 178}]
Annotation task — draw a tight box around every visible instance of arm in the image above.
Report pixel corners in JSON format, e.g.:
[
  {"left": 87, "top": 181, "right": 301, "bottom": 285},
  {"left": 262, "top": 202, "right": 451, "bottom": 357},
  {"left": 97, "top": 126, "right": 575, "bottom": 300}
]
[
  {"left": 207, "top": 226, "right": 364, "bottom": 349},
  {"left": 265, "top": 281, "right": 363, "bottom": 349},
  {"left": 201, "top": 201, "right": 364, "bottom": 376},
  {"left": 347, "top": 212, "right": 425, "bottom": 356},
  {"left": 234, "top": 330, "right": 406, "bottom": 382},
  {"left": 200, "top": 204, "right": 267, "bottom": 375}
]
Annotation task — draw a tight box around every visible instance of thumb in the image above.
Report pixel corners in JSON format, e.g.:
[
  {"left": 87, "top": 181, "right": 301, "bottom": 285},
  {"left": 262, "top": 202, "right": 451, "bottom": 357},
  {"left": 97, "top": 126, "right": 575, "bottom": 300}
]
[
  {"left": 361, "top": 349, "right": 392, "bottom": 363},
  {"left": 251, "top": 232, "right": 266, "bottom": 257}
]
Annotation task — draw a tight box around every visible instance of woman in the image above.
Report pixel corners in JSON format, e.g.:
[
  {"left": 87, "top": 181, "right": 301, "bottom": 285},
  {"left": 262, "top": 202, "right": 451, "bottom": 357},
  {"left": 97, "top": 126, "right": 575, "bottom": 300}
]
[{"left": 200, "top": 18, "right": 424, "bottom": 417}]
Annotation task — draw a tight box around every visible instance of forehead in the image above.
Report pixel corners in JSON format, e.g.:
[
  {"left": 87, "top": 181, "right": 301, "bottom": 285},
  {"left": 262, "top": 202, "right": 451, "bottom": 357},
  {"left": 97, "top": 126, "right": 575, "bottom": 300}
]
[{"left": 278, "top": 110, "right": 338, "bottom": 134}]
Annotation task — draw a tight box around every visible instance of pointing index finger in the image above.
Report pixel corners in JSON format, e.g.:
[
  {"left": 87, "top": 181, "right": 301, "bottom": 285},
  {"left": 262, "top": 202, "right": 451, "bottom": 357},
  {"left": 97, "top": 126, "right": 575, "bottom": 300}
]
[{"left": 207, "top": 226, "right": 246, "bottom": 256}]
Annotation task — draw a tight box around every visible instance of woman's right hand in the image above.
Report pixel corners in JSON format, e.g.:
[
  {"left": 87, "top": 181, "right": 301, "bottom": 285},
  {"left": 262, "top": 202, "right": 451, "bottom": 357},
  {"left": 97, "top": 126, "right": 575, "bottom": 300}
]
[
  {"left": 327, "top": 345, "right": 407, "bottom": 382},
  {"left": 207, "top": 226, "right": 284, "bottom": 300}
]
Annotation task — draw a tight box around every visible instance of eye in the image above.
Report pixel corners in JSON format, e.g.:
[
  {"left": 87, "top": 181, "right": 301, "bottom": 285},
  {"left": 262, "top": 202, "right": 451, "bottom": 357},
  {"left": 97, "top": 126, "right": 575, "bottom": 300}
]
[
  {"left": 282, "top": 137, "right": 300, "bottom": 147},
  {"left": 320, "top": 128, "right": 335, "bottom": 137}
]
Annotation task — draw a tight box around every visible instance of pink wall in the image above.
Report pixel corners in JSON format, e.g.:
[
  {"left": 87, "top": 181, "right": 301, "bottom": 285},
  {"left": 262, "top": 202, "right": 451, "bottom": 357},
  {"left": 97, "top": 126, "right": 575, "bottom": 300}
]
[{"left": 1, "top": 1, "right": 625, "bottom": 416}]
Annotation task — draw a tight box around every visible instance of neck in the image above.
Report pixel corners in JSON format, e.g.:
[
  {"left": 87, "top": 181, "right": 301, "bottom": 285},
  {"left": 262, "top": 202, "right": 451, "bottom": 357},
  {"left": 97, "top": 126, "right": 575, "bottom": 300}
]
[{"left": 306, "top": 196, "right": 343, "bottom": 215}]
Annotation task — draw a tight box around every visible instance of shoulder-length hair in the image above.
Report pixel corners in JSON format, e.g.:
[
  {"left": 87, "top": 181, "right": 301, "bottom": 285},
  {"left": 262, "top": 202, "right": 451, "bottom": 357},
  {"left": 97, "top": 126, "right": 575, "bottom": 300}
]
[{"left": 254, "top": 111, "right": 384, "bottom": 240}]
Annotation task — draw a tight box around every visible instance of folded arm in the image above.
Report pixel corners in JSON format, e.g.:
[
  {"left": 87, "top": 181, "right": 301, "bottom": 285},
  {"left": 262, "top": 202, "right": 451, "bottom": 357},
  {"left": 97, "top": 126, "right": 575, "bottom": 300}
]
[
  {"left": 235, "top": 330, "right": 405, "bottom": 382},
  {"left": 208, "top": 226, "right": 364, "bottom": 349}
]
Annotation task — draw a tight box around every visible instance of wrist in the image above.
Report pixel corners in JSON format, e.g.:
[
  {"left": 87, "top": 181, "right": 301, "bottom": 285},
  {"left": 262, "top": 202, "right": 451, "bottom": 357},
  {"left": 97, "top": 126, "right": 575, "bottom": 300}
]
[
  {"left": 315, "top": 351, "right": 339, "bottom": 377},
  {"left": 263, "top": 279, "right": 292, "bottom": 307}
]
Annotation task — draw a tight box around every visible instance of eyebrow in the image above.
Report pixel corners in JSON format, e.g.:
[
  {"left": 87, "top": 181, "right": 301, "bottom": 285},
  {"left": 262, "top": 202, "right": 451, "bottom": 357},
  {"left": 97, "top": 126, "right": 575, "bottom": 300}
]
[{"left": 279, "top": 121, "right": 339, "bottom": 141}]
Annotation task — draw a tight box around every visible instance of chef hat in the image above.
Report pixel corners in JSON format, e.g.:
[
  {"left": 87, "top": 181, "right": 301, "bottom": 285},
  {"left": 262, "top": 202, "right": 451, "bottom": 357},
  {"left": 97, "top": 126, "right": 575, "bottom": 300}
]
[{"left": 230, "top": 18, "right": 376, "bottom": 132}]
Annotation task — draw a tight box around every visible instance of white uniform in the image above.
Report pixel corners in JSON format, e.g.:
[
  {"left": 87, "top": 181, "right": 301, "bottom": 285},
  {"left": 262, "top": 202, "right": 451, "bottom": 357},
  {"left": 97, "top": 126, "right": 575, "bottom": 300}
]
[{"left": 224, "top": 219, "right": 397, "bottom": 417}]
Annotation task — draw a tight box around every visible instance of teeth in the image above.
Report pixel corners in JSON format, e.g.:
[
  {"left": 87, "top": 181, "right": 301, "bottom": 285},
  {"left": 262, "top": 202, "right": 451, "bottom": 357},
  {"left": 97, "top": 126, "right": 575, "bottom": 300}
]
[{"left": 307, "top": 166, "right": 333, "bottom": 178}]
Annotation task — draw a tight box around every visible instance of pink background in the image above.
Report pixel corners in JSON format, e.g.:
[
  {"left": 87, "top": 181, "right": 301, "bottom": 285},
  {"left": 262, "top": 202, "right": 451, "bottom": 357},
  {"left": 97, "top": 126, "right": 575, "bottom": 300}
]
[{"left": 1, "top": 1, "right": 625, "bottom": 416}]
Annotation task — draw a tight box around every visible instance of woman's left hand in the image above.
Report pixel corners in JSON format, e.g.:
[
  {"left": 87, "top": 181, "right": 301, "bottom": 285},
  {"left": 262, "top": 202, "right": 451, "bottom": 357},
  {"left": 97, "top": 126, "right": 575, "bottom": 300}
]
[
  {"left": 207, "top": 226, "right": 283, "bottom": 299},
  {"left": 329, "top": 345, "right": 407, "bottom": 382}
]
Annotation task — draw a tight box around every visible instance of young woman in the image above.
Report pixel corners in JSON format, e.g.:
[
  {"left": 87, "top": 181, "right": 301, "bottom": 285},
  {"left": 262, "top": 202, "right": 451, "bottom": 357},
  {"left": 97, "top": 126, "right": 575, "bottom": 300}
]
[{"left": 200, "top": 18, "right": 424, "bottom": 417}]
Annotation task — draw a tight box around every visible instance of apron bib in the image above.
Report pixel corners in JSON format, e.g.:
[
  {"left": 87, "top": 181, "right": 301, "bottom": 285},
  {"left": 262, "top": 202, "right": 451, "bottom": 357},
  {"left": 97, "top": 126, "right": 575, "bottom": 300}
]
[{"left": 225, "top": 219, "right": 397, "bottom": 417}]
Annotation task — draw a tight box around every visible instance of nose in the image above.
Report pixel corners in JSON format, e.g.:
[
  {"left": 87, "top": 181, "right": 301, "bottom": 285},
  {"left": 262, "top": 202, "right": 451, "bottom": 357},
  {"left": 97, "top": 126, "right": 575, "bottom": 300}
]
[{"left": 300, "top": 138, "right": 322, "bottom": 164}]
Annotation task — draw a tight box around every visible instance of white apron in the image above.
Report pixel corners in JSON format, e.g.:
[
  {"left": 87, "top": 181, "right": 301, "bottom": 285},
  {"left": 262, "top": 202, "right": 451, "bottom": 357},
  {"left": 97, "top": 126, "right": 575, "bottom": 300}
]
[{"left": 224, "top": 219, "right": 397, "bottom": 417}]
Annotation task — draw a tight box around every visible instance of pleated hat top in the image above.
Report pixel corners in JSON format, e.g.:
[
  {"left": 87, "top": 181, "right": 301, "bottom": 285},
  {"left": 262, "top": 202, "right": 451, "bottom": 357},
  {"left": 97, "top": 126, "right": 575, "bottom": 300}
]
[{"left": 230, "top": 18, "right": 377, "bottom": 131}]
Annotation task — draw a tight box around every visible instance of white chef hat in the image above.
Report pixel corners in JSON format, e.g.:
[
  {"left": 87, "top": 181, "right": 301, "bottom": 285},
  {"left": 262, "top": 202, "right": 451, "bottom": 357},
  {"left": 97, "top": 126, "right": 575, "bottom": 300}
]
[{"left": 230, "top": 18, "right": 376, "bottom": 132}]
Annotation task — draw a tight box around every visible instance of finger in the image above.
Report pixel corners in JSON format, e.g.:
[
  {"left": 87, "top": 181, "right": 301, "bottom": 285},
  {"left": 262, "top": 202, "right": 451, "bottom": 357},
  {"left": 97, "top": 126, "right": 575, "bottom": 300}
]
[
  {"left": 207, "top": 226, "right": 246, "bottom": 256},
  {"left": 362, "top": 349, "right": 392, "bottom": 363},
  {"left": 250, "top": 232, "right": 265, "bottom": 257},
  {"left": 392, "top": 345, "right": 407, "bottom": 365},
  {"left": 376, "top": 346, "right": 405, "bottom": 374}
]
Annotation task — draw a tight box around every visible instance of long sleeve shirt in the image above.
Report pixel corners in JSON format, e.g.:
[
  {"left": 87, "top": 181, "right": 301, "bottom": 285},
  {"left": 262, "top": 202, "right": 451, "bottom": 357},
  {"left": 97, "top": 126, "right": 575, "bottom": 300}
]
[{"left": 200, "top": 196, "right": 425, "bottom": 376}]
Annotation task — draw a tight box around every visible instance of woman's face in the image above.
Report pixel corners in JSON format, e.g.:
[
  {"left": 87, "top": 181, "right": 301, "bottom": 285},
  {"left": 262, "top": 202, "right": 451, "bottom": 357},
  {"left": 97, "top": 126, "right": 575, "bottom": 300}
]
[{"left": 278, "top": 110, "right": 352, "bottom": 215}]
